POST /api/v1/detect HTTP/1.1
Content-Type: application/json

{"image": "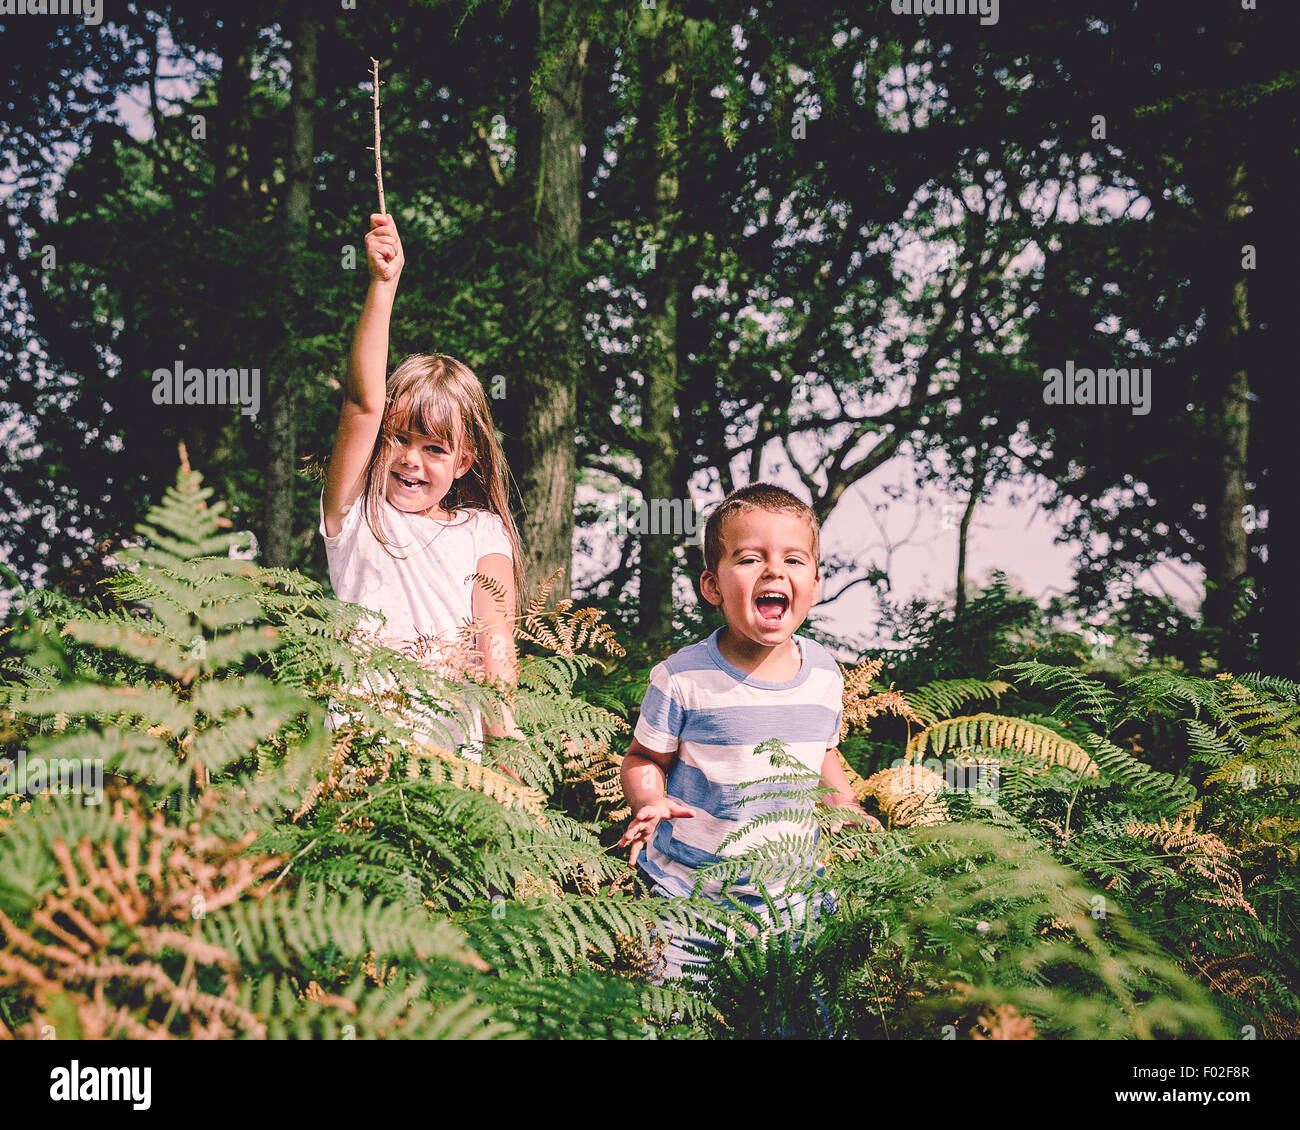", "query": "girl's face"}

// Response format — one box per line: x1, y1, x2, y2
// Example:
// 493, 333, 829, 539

385, 422, 471, 518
